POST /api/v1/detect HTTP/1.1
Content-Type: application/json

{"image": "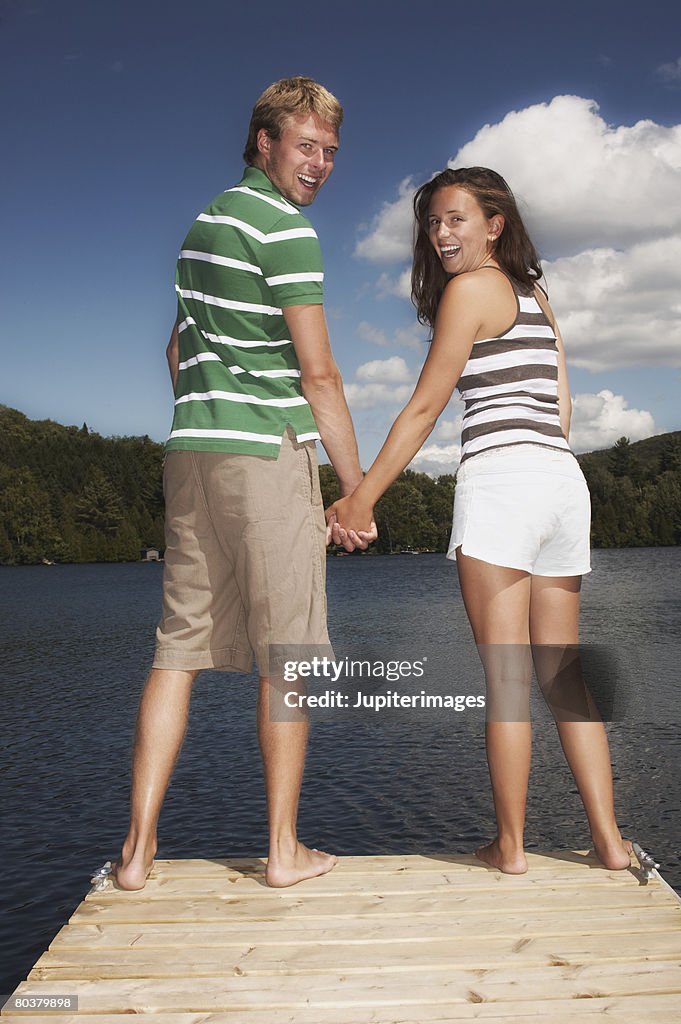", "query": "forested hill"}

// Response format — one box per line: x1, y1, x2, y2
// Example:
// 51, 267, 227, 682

0, 406, 165, 564
578, 433, 681, 547
1, 405, 680, 564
